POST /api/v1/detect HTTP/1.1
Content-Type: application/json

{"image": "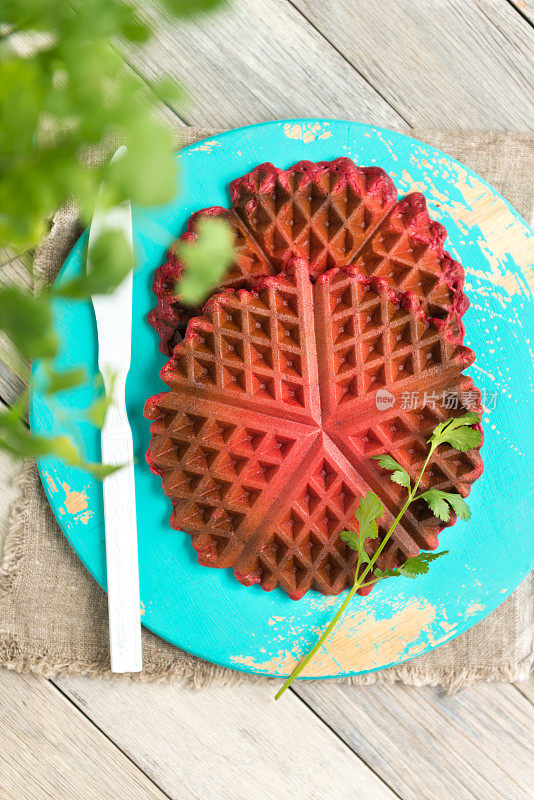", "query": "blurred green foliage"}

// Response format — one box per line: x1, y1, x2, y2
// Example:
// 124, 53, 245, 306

177, 218, 235, 305
0, 0, 233, 475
